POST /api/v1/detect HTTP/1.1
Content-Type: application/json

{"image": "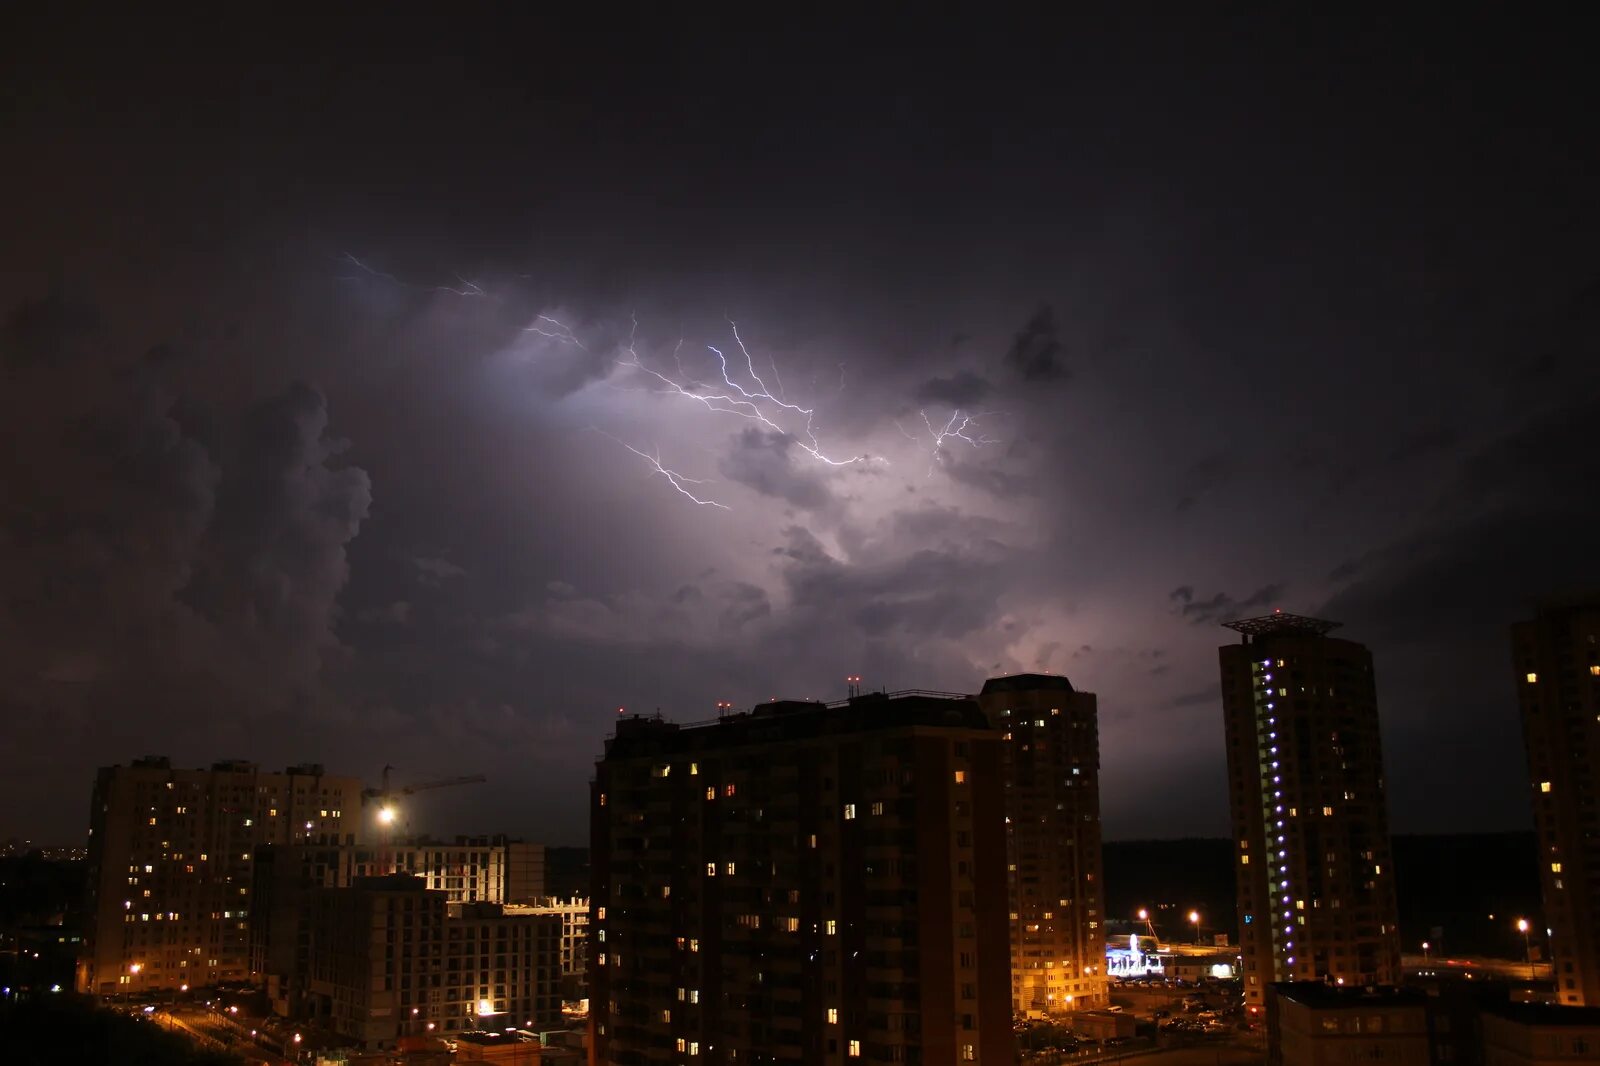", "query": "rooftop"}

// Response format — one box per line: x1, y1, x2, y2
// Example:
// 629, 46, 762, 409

1223, 611, 1342, 638
606, 690, 988, 759
979, 673, 1075, 696
1273, 982, 1428, 1009
1484, 1001, 1600, 1027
